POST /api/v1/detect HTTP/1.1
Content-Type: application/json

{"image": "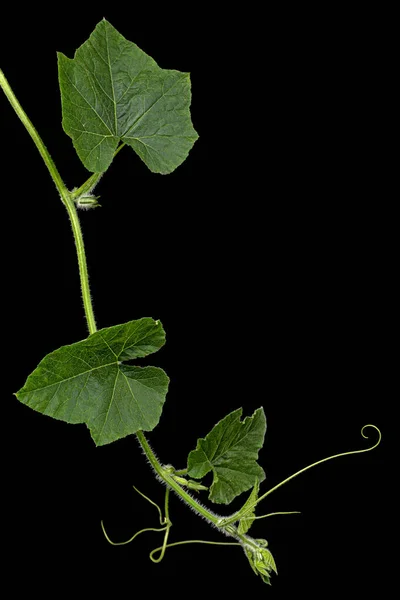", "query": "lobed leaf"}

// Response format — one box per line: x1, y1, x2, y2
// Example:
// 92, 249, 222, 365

187, 408, 266, 504
58, 19, 199, 173
15, 318, 169, 446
